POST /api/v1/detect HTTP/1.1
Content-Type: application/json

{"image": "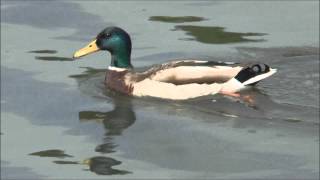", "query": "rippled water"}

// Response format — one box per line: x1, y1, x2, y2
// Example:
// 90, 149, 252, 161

1, 1, 319, 179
